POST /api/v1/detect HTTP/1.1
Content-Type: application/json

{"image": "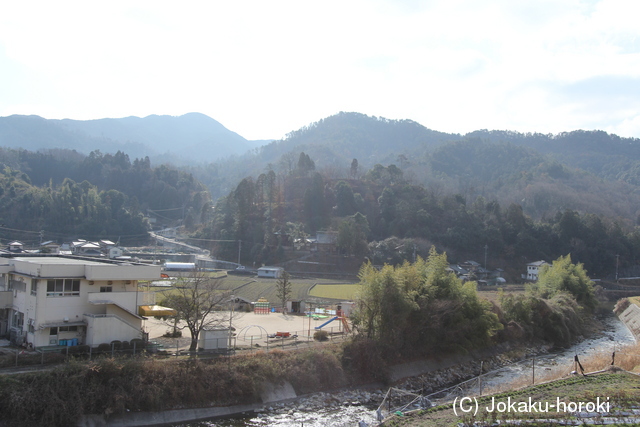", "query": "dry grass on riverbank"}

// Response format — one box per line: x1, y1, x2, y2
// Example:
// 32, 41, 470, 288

386, 370, 640, 427
482, 342, 640, 396
0, 344, 351, 427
